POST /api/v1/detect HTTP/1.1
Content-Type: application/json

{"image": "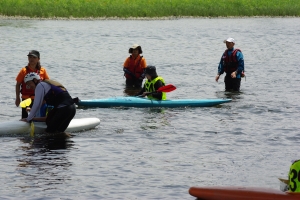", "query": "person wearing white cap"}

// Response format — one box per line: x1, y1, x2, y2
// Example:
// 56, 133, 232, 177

123, 44, 147, 88
215, 38, 244, 91
20, 72, 76, 135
